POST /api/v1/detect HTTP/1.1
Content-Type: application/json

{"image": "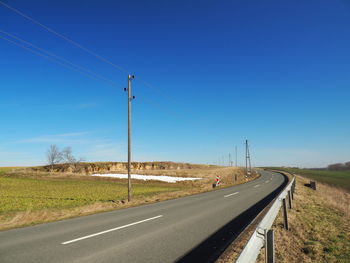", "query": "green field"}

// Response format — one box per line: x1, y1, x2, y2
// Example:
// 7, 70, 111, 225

272, 168, 350, 191
0, 176, 181, 214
